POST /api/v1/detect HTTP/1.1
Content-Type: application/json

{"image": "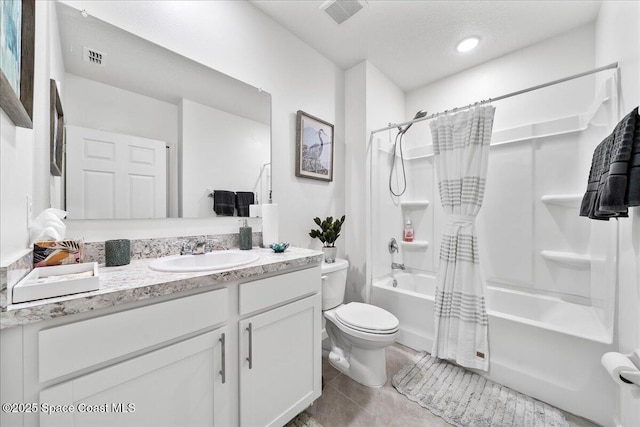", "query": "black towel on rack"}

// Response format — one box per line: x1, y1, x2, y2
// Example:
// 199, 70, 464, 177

580, 134, 618, 220
235, 192, 255, 217
599, 107, 637, 214
626, 114, 640, 206
580, 107, 639, 220
213, 190, 236, 216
